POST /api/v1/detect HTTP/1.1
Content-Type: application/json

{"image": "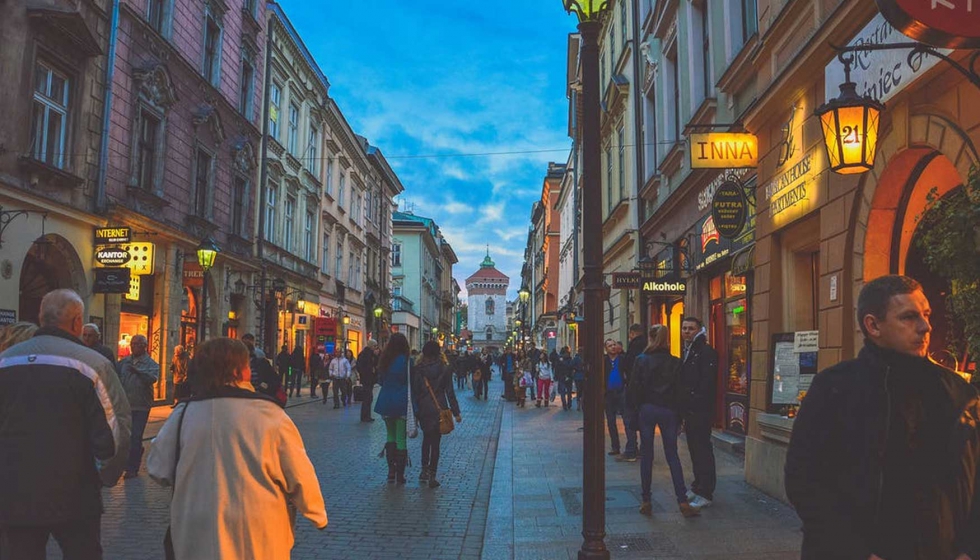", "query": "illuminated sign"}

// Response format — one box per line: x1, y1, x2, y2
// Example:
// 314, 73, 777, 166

641, 281, 687, 295
690, 133, 759, 169
183, 262, 203, 288
125, 275, 141, 301
876, 0, 980, 48
94, 226, 132, 245
710, 180, 748, 239
123, 243, 155, 275
95, 248, 131, 266
761, 147, 826, 227
701, 215, 720, 253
